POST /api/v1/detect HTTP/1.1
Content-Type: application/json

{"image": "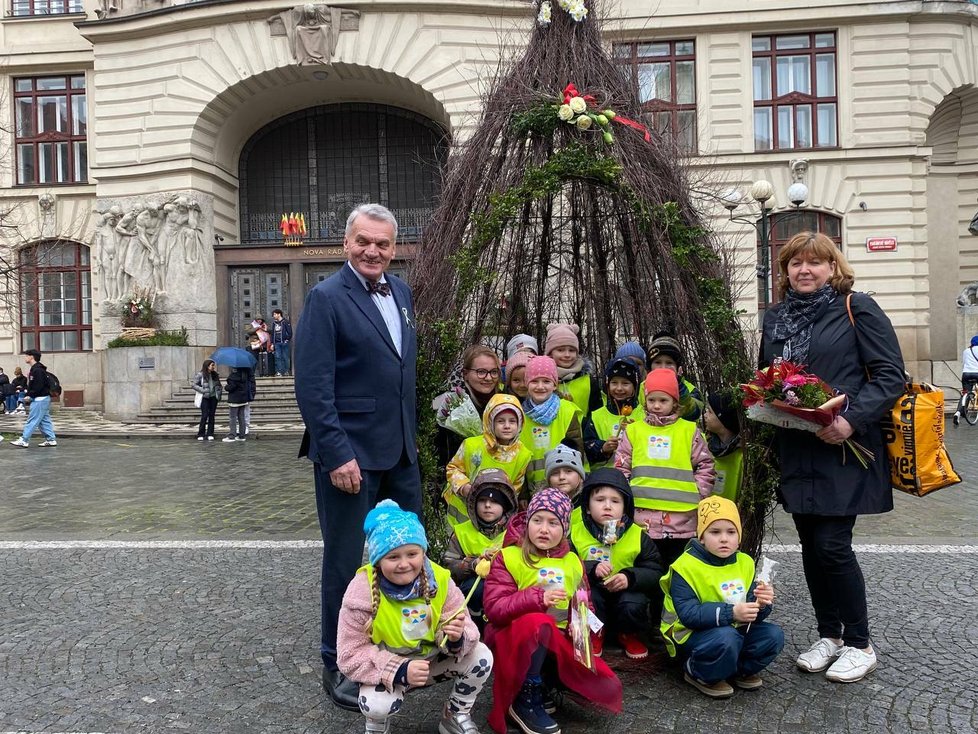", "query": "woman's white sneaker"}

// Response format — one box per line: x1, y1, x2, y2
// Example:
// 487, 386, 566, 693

825, 646, 877, 683
796, 638, 843, 672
